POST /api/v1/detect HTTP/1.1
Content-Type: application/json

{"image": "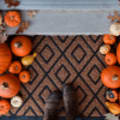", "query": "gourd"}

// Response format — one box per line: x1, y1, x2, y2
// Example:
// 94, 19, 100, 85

105, 102, 120, 115
21, 53, 37, 66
